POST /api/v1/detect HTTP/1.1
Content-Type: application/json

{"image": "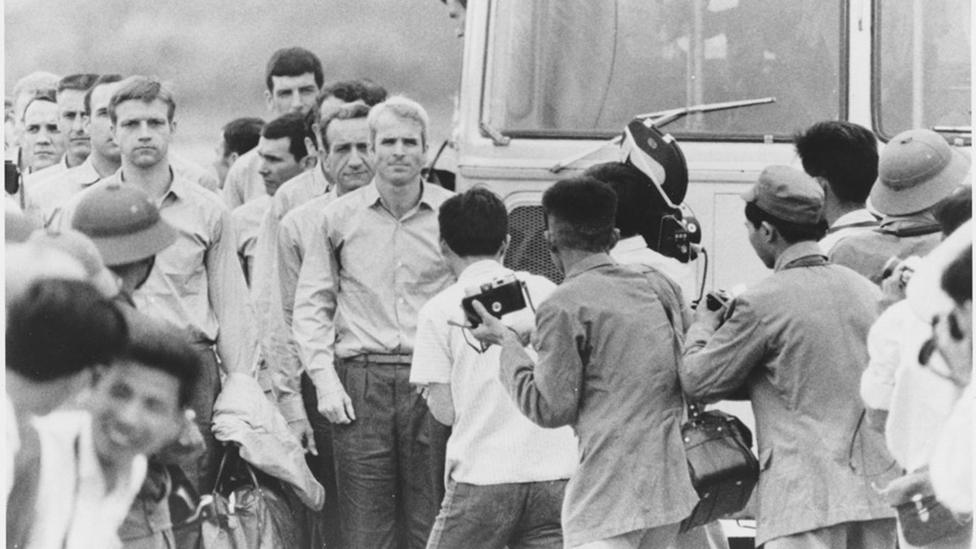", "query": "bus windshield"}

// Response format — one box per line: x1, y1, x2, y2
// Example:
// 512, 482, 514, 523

875, 0, 972, 140
483, 0, 844, 139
